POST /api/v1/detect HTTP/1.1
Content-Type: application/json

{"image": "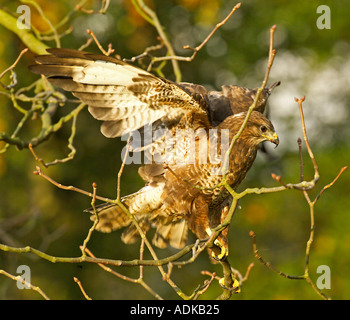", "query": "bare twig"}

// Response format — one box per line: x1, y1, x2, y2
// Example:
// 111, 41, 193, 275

144, 3, 242, 74
221, 24, 277, 178
117, 136, 132, 200
87, 29, 115, 56
249, 230, 330, 300
192, 272, 217, 300
132, 0, 181, 81
132, 2, 241, 81
1, 102, 86, 151
73, 277, 92, 300
80, 182, 98, 256
315, 166, 347, 202
249, 231, 305, 280
0, 48, 29, 89
302, 166, 347, 288
28, 110, 78, 167
298, 137, 304, 181
271, 173, 289, 188
0, 241, 196, 267
82, 246, 163, 300
232, 262, 255, 284
0, 269, 50, 300
182, 4, 242, 59
33, 165, 114, 203
20, 0, 60, 48
78, 38, 94, 51
76, 0, 110, 14
295, 97, 319, 180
